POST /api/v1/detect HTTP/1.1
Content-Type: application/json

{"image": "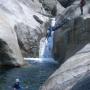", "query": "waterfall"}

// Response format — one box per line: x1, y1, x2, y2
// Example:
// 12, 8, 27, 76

24, 18, 57, 63
39, 18, 55, 58
39, 32, 54, 58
